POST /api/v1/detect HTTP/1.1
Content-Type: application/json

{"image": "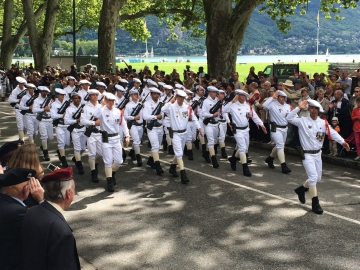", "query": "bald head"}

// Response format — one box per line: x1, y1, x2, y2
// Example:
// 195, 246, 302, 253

334, 90, 344, 101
